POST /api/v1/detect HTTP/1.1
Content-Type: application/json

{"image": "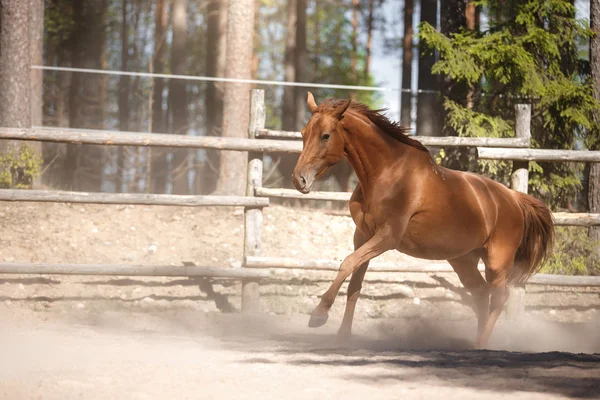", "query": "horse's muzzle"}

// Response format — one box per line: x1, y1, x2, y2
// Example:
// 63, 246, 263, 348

292, 168, 316, 194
